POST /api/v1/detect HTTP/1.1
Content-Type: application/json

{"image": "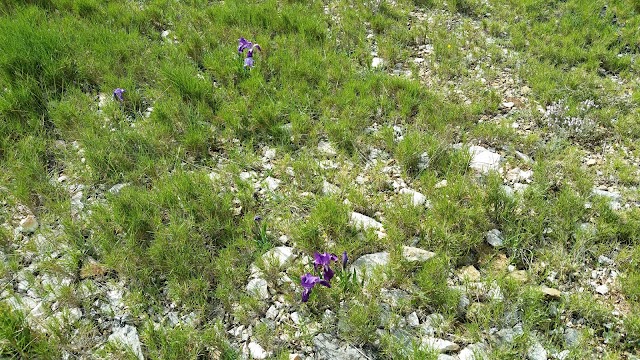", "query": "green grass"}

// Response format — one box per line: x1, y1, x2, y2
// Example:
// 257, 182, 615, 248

1, 0, 640, 358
